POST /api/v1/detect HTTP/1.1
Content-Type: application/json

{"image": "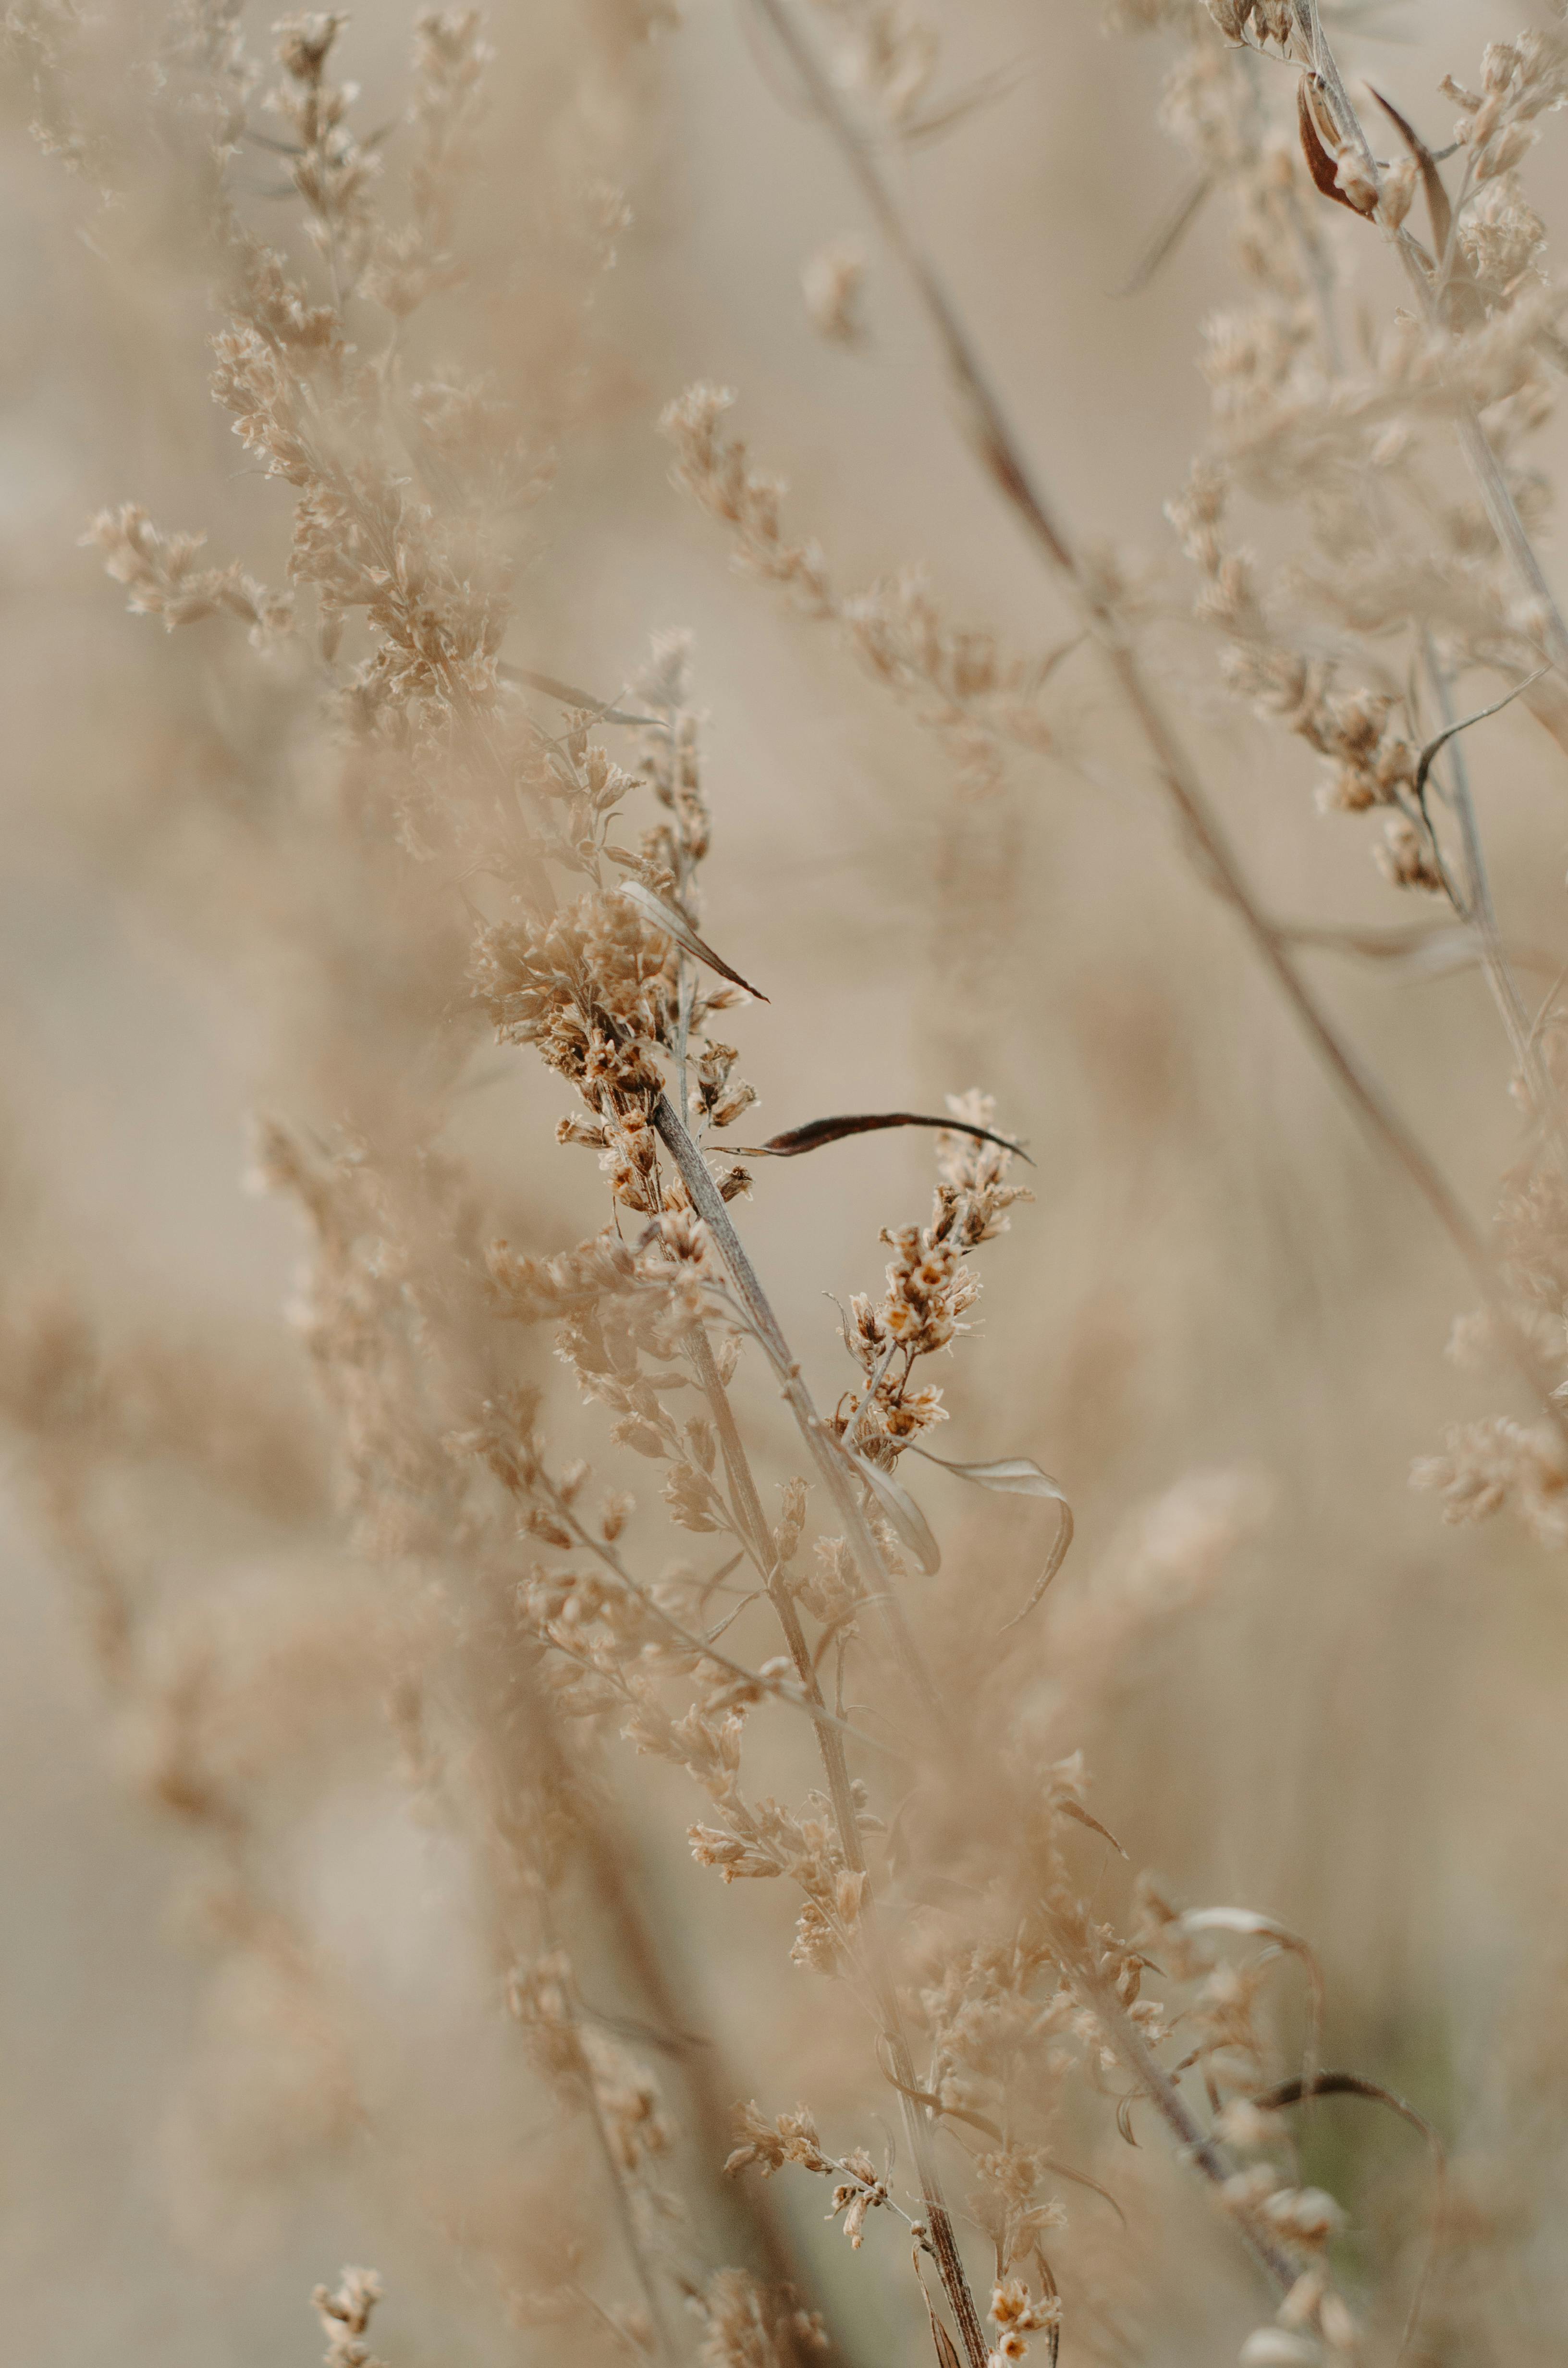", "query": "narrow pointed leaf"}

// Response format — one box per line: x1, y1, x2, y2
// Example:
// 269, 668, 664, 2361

907, 1443, 1072, 1627
1298, 77, 1373, 216
921, 2290, 963, 2368
879, 2055, 1006, 2145
1250, 2070, 1445, 2361
1058, 1798, 1128, 1859
1180, 1906, 1300, 1943
1113, 170, 1212, 298
500, 661, 662, 728
848, 1450, 942, 1575
739, 1110, 1033, 1165
1412, 666, 1548, 805
908, 1446, 1064, 1496
617, 879, 769, 1002
1004, 1490, 1074, 1631
1368, 85, 1451, 256
1038, 2157, 1128, 2231
1280, 917, 1559, 980
903, 56, 1029, 149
